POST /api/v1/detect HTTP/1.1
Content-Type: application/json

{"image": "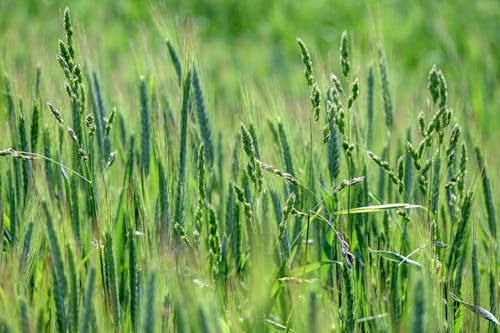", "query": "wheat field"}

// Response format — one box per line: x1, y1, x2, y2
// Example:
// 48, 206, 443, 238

0, 2, 499, 332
